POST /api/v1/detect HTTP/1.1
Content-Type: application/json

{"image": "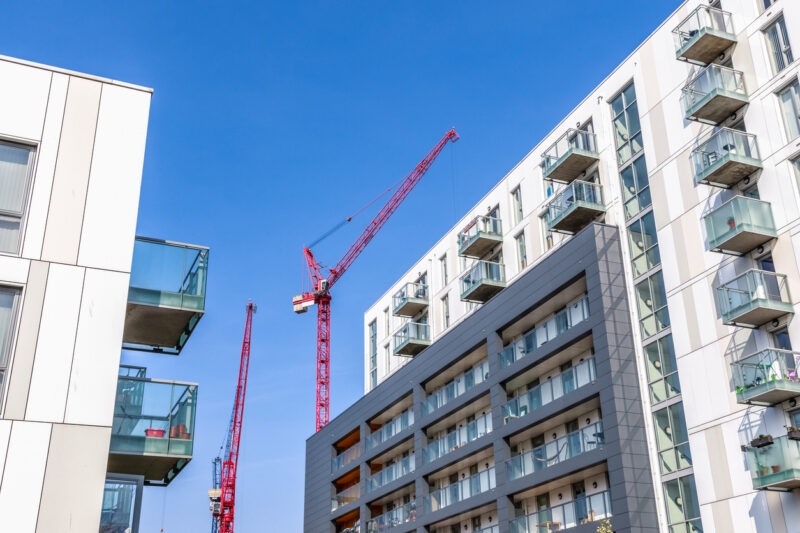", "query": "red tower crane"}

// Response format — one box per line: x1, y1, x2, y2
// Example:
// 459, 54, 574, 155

293, 129, 459, 431
209, 302, 256, 533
